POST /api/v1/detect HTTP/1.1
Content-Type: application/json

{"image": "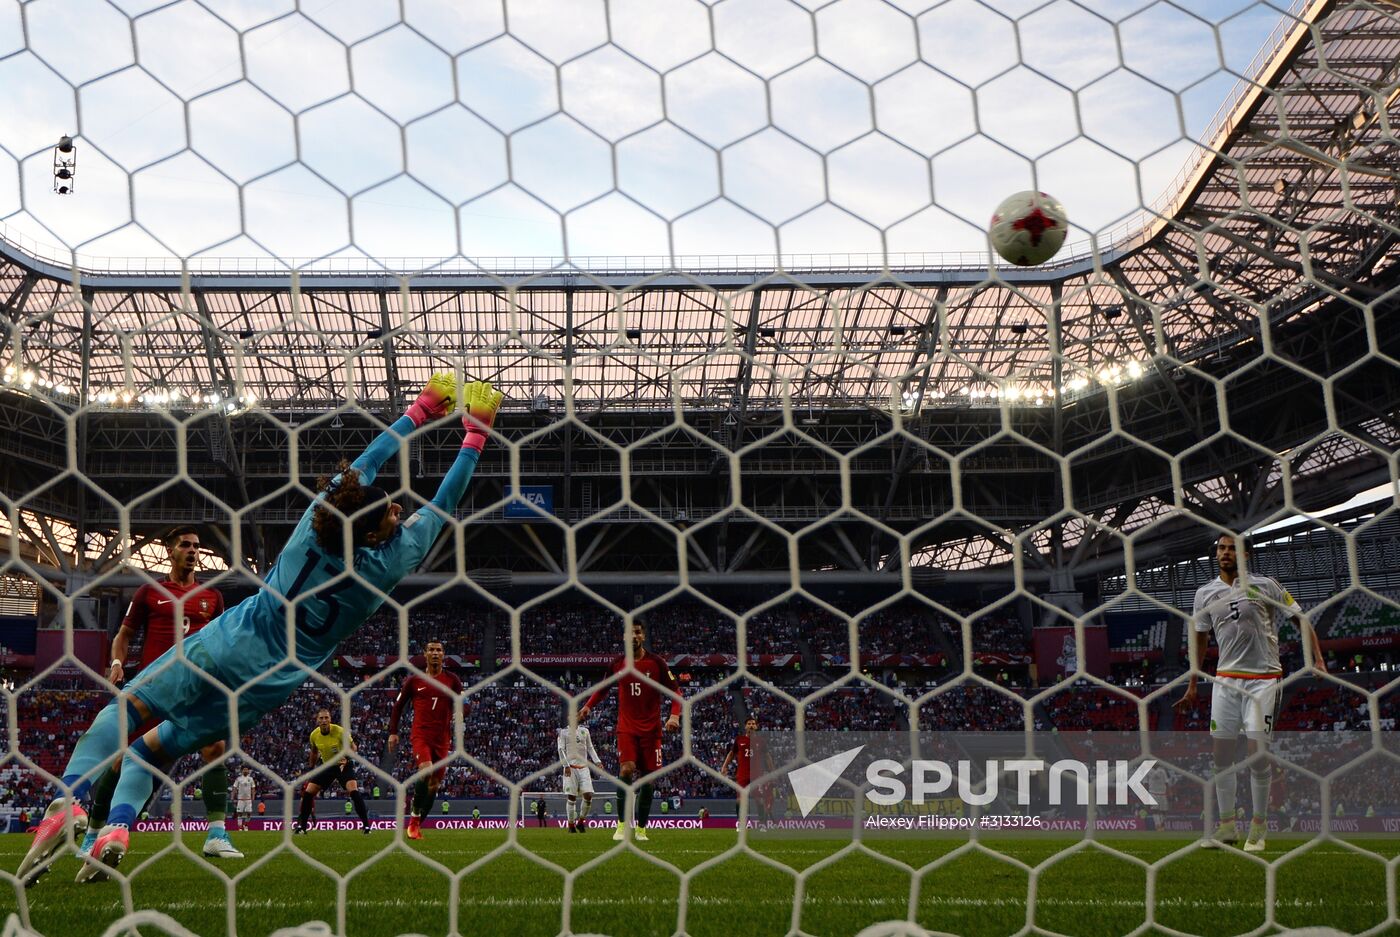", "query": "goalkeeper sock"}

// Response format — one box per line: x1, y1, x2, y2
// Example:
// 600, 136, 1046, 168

351, 790, 369, 825
108, 736, 166, 829
298, 791, 316, 828
60, 698, 144, 801
203, 763, 228, 824
1250, 765, 1271, 819
86, 763, 121, 830
637, 784, 654, 829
